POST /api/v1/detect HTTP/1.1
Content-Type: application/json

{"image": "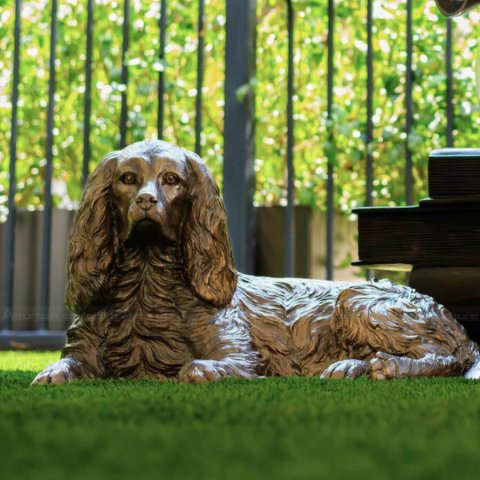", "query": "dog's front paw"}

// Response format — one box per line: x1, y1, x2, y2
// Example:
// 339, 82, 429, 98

31, 358, 84, 385
370, 352, 402, 380
178, 360, 227, 384
321, 359, 371, 379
